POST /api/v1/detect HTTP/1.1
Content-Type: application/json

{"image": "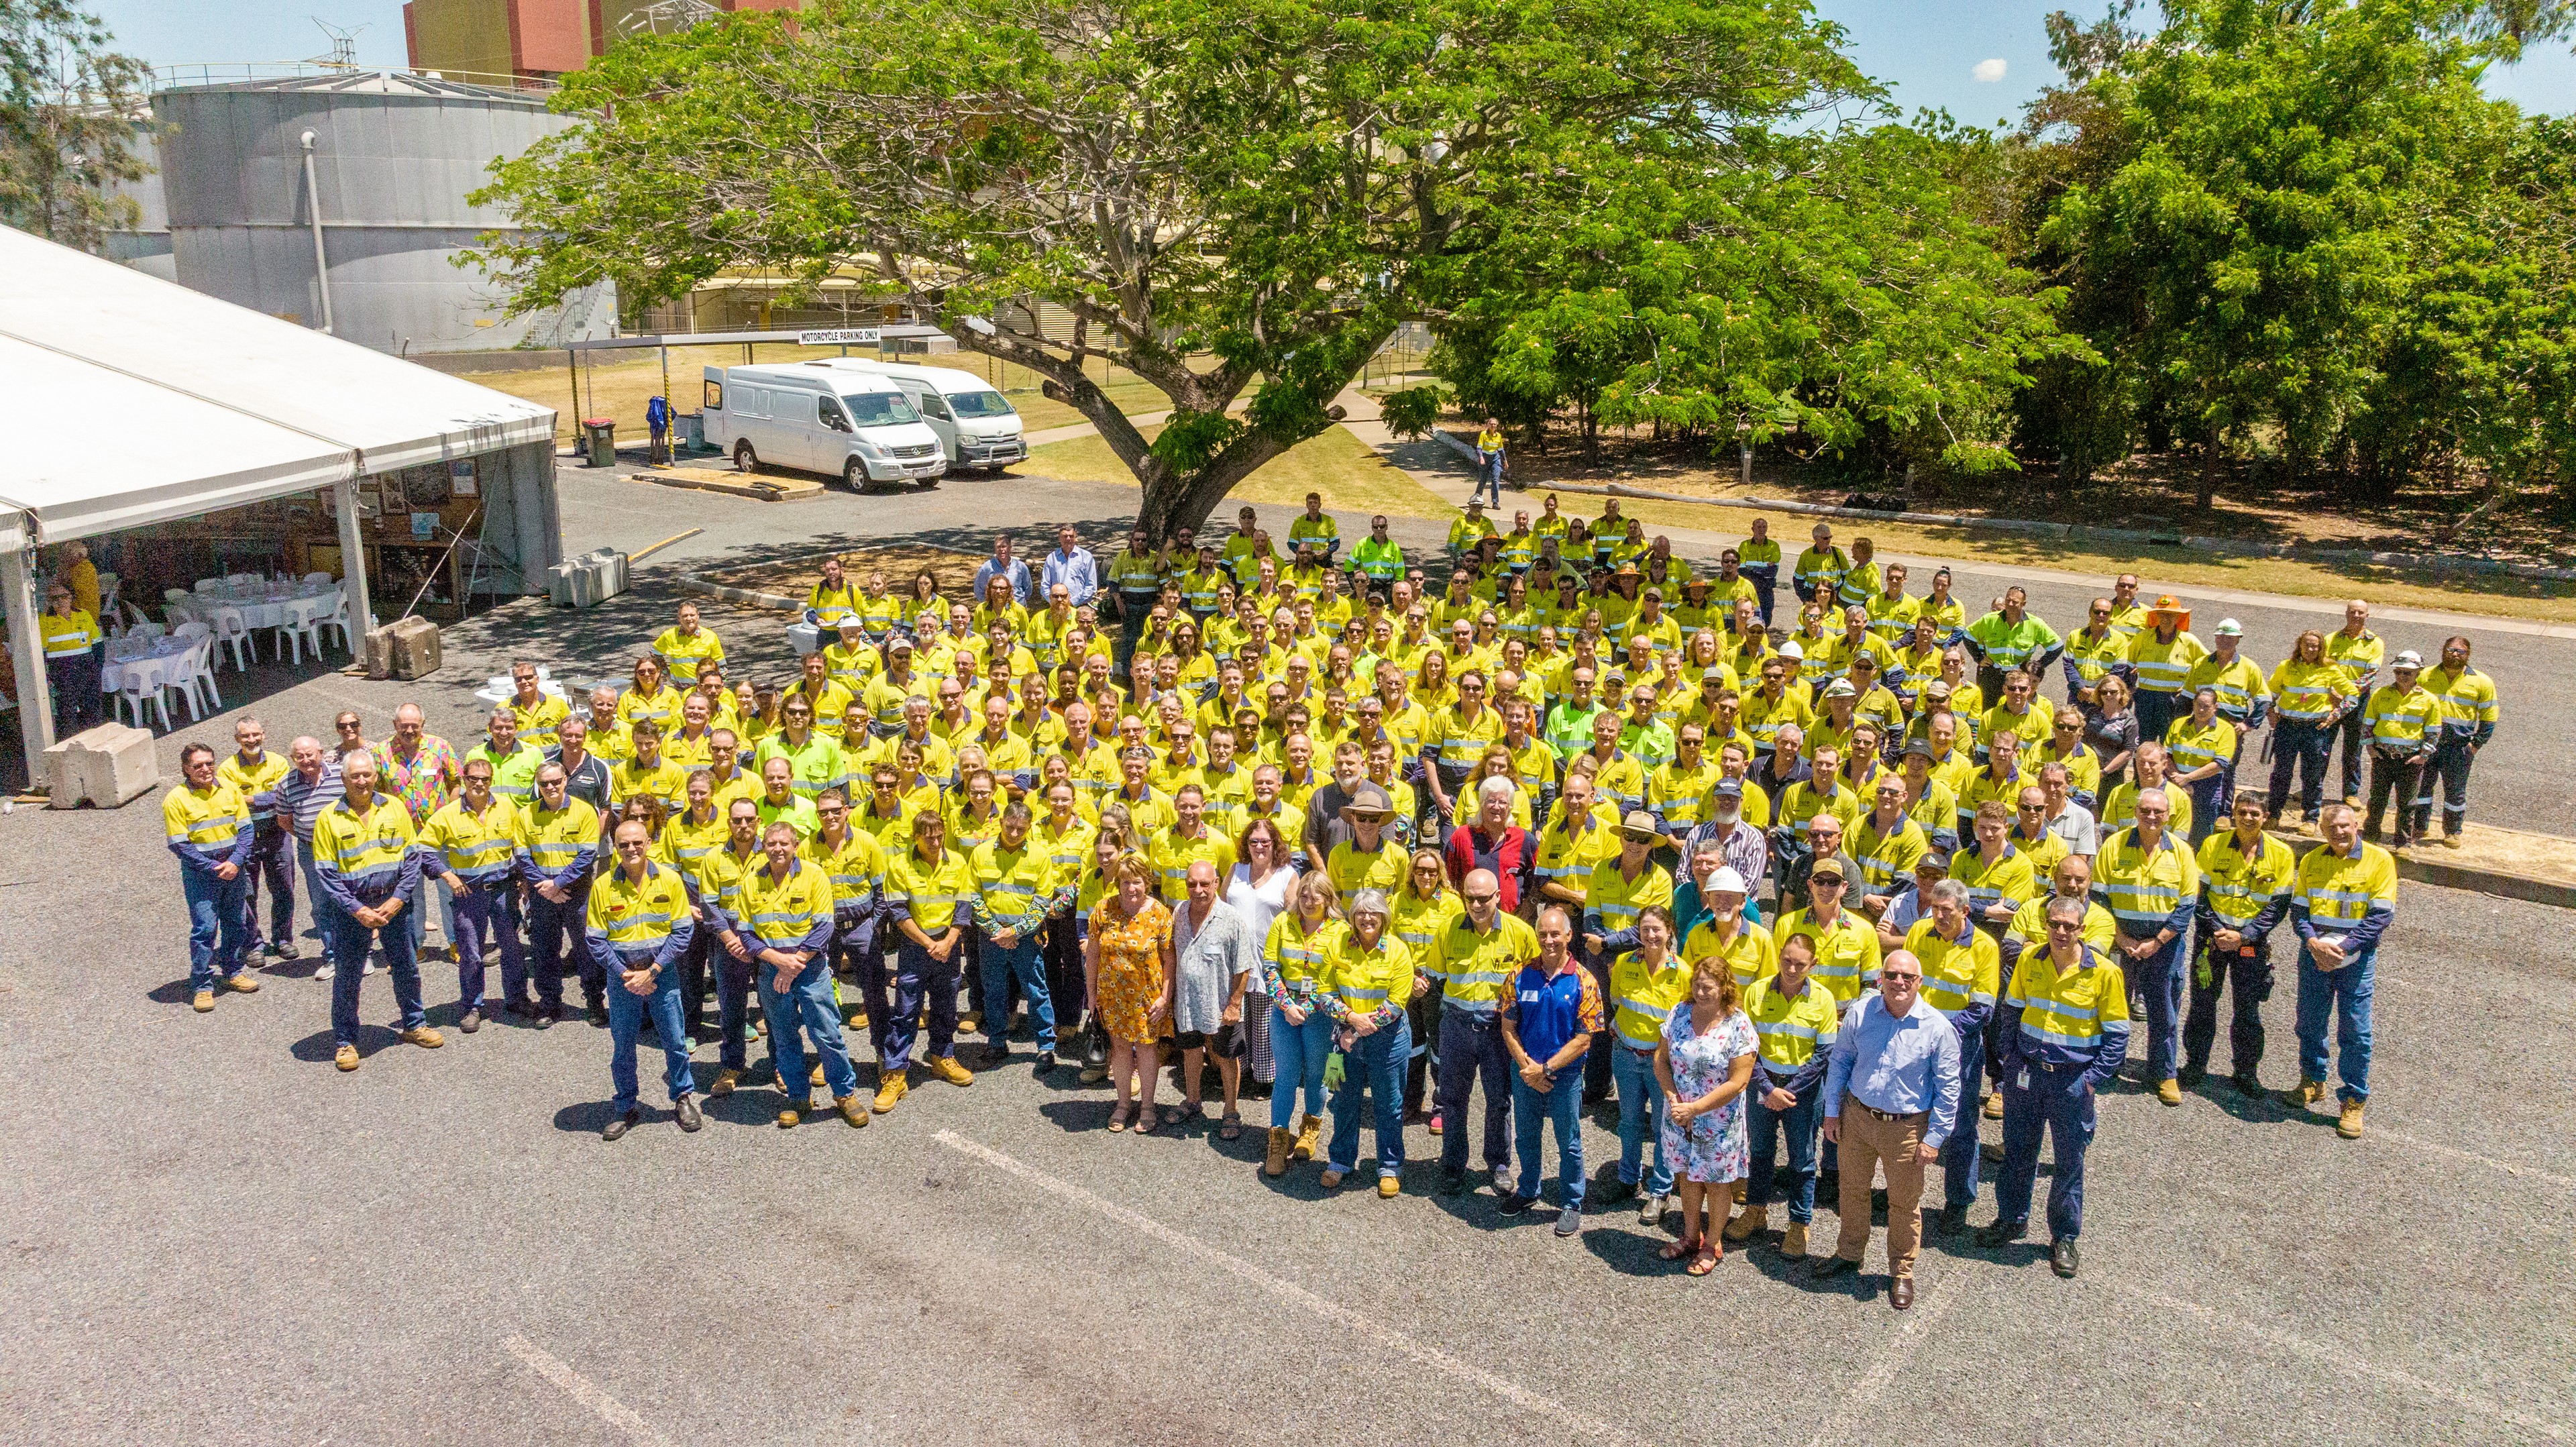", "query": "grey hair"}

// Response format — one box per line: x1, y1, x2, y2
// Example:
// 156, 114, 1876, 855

1928, 879, 1972, 910
2046, 895, 2088, 926
1478, 775, 1516, 803
1347, 889, 1392, 922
